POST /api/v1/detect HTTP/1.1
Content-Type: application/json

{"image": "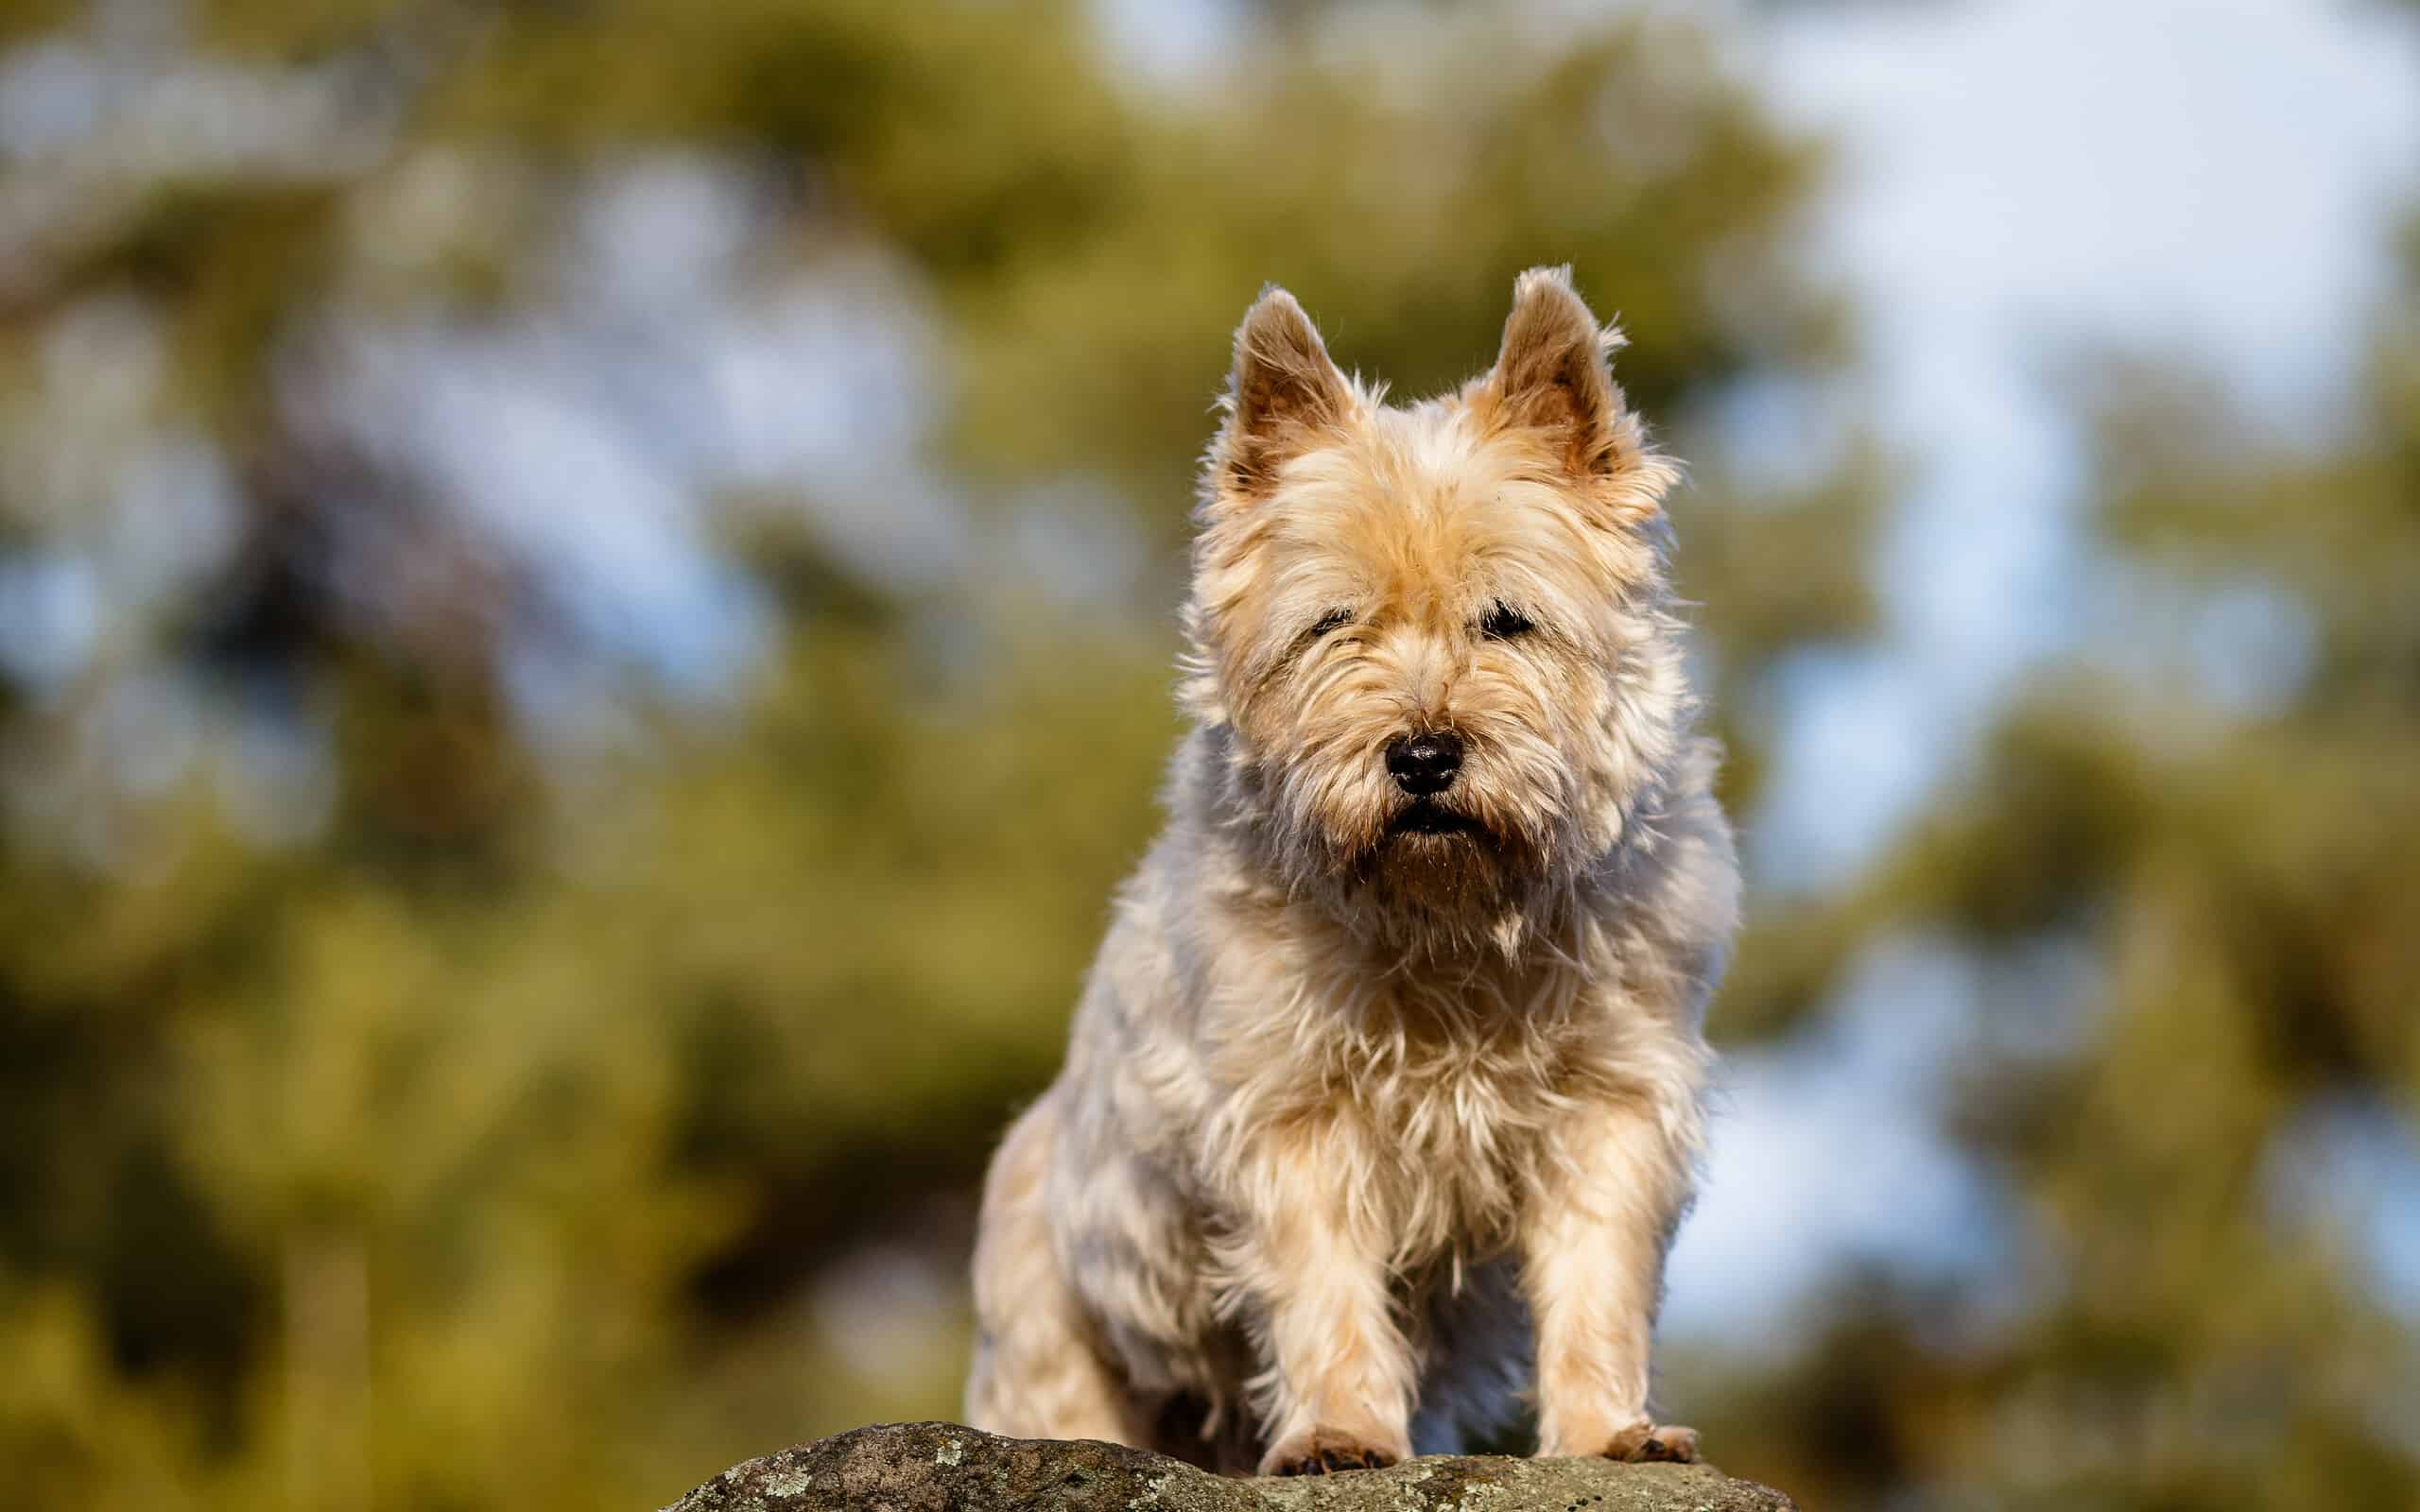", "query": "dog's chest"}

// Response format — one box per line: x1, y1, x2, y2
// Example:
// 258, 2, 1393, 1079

1216, 971, 1599, 1256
